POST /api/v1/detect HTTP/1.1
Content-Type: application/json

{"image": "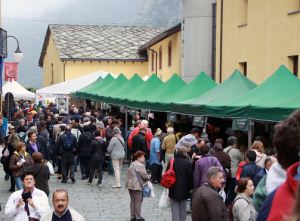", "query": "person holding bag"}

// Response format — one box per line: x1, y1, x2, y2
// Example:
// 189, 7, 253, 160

167, 147, 193, 221
9, 142, 33, 190
126, 151, 150, 221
